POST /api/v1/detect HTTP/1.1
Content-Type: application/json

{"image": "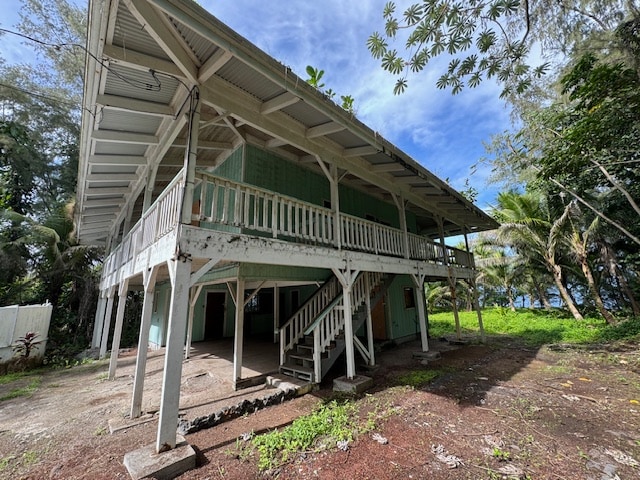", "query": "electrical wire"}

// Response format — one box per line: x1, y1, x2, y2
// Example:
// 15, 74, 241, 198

0, 27, 161, 92
0, 81, 97, 119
